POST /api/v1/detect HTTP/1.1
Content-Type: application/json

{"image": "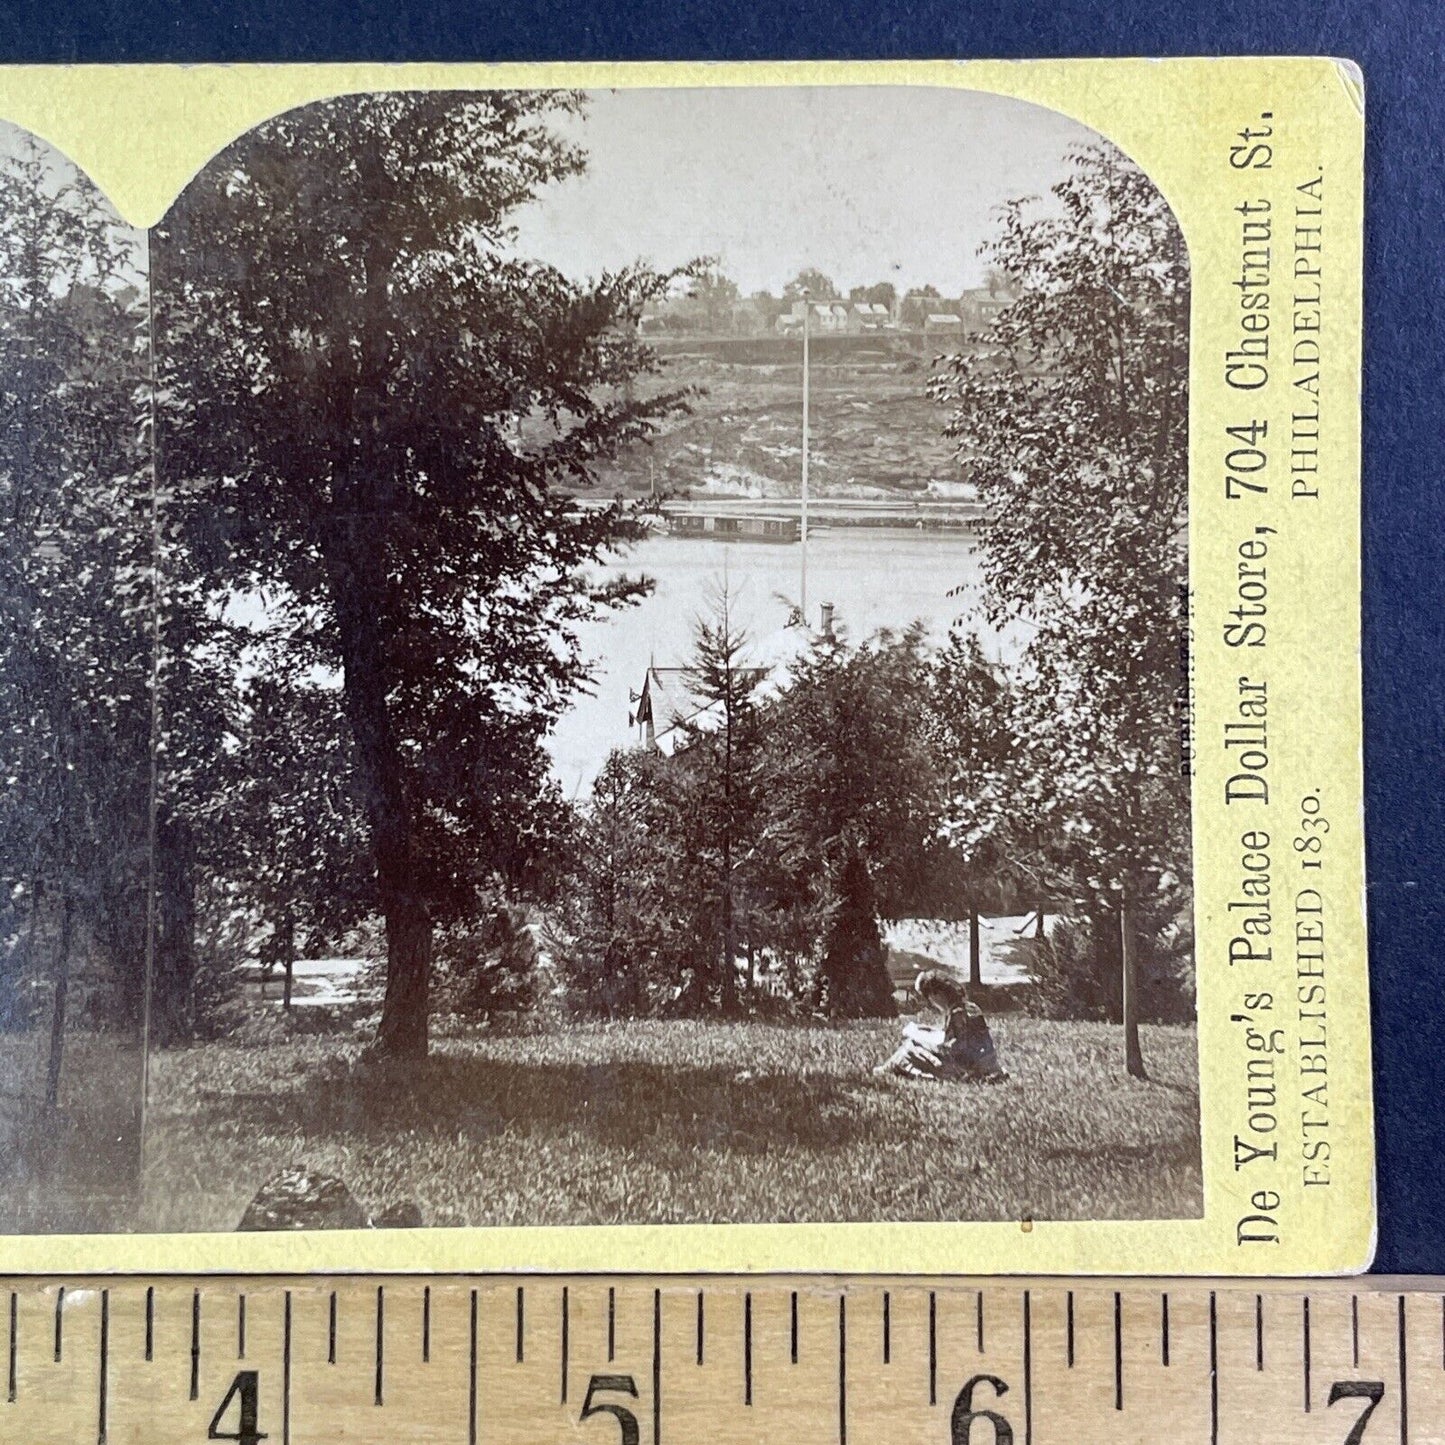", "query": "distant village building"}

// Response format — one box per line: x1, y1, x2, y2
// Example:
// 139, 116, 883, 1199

668, 513, 801, 543
630, 667, 693, 751
851, 301, 891, 331
630, 665, 769, 753
954, 285, 1010, 334
775, 298, 852, 334
923, 312, 965, 337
